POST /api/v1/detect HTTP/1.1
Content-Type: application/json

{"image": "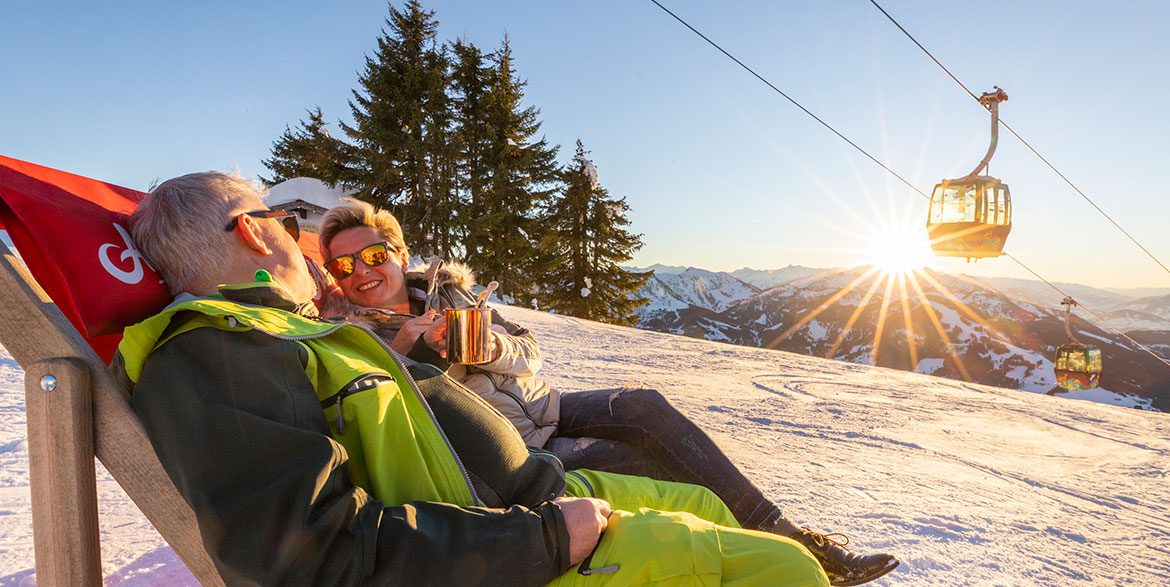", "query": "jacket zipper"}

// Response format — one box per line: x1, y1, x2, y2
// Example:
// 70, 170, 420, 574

224, 314, 342, 339
320, 374, 392, 435
383, 346, 483, 507
243, 316, 483, 507
462, 340, 548, 426
494, 386, 546, 426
